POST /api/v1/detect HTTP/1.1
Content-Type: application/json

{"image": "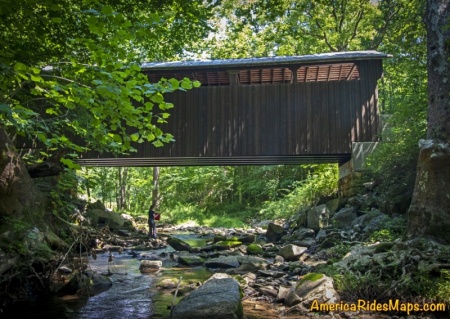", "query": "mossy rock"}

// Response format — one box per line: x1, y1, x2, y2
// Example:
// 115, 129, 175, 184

179, 255, 205, 266
213, 235, 227, 243
213, 240, 242, 250
298, 273, 324, 285
247, 243, 264, 255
